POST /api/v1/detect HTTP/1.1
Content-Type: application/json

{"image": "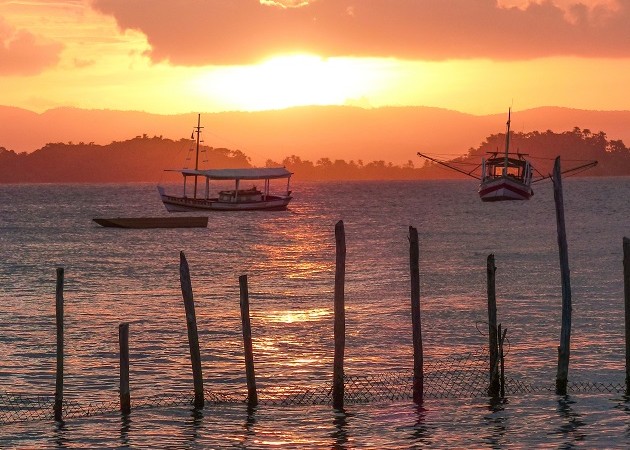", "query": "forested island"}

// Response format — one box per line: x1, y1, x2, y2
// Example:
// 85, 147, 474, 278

0, 127, 627, 182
